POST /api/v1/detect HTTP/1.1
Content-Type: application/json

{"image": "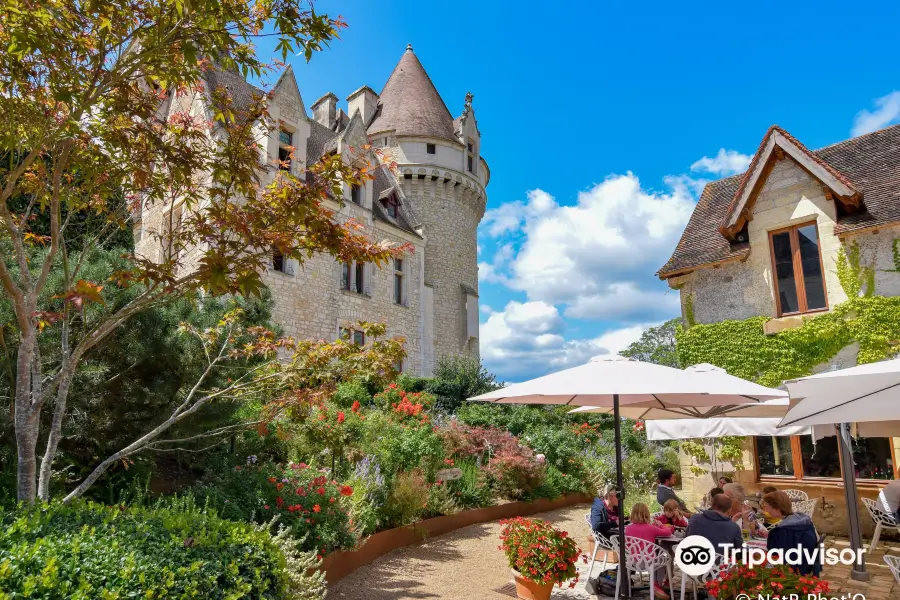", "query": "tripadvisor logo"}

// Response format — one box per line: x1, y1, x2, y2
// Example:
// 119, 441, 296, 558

674, 536, 716, 577
674, 535, 867, 575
